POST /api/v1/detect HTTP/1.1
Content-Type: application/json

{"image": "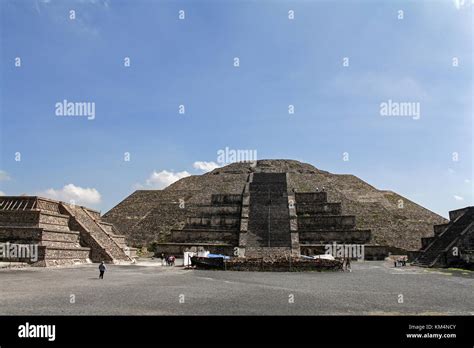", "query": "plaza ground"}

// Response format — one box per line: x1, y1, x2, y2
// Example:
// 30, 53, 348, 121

0, 260, 472, 315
